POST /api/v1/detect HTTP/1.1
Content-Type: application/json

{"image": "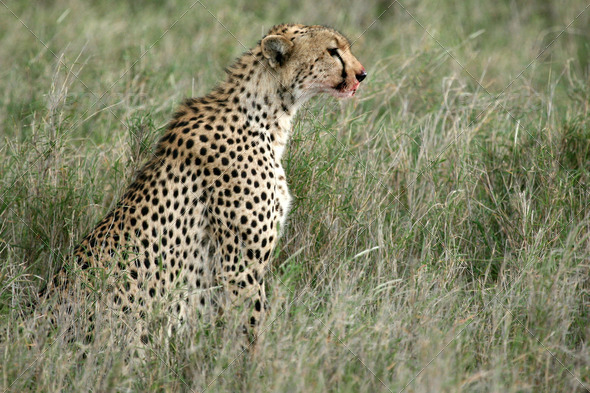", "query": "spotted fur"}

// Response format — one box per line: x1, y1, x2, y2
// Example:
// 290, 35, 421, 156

53, 24, 366, 344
